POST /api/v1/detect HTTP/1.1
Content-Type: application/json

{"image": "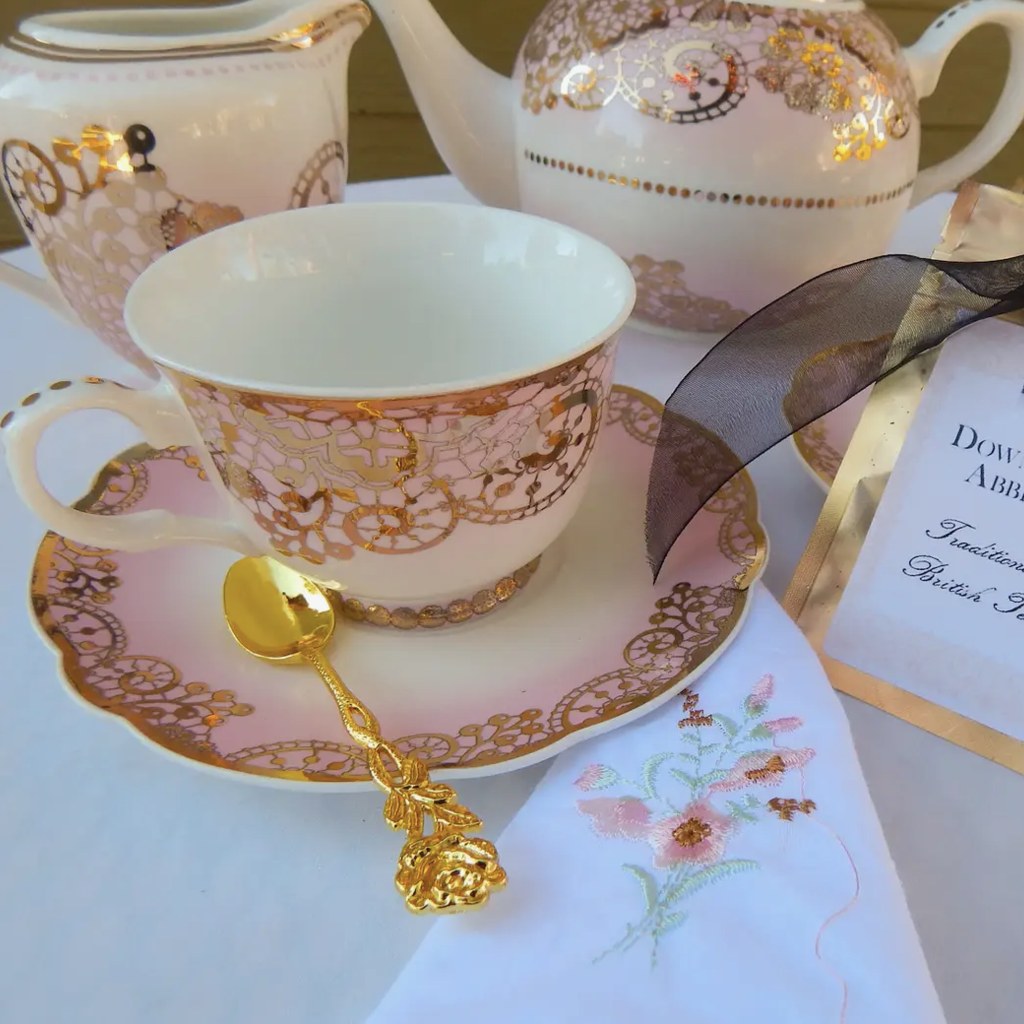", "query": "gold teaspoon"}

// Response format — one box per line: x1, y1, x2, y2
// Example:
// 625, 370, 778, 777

222, 555, 507, 913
